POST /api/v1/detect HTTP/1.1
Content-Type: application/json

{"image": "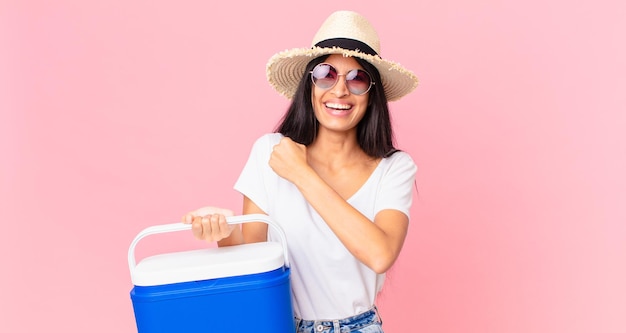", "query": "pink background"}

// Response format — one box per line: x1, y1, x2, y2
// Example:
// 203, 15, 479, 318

2, 0, 625, 332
